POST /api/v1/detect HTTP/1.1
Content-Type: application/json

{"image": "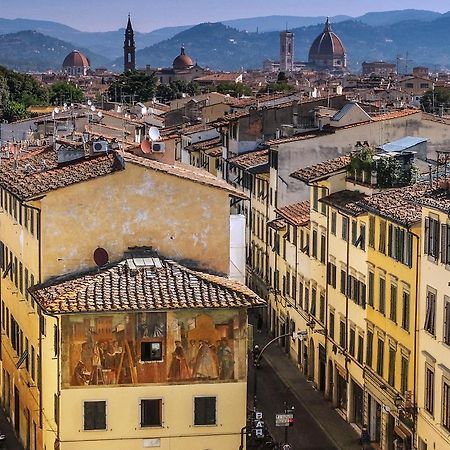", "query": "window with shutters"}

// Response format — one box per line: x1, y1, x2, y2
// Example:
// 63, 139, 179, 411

376, 338, 384, 377
83, 401, 107, 430
402, 290, 410, 331
424, 216, 440, 260
340, 269, 347, 295
342, 216, 349, 241
357, 334, 364, 364
331, 211, 337, 235
368, 271, 375, 307
194, 397, 216, 425
401, 355, 409, 394
319, 292, 325, 323
320, 233, 326, 263
312, 230, 318, 258
313, 187, 319, 211
339, 320, 346, 348
327, 262, 337, 289
379, 277, 386, 315
349, 328, 356, 357
444, 298, 450, 346
369, 216, 375, 248
425, 366, 434, 415
351, 220, 358, 246
424, 289, 437, 336
321, 188, 327, 215
329, 311, 335, 340
379, 220, 387, 254
140, 399, 162, 427
441, 223, 450, 266
443, 381, 450, 431
311, 287, 317, 317
390, 283, 398, 323
366, 330, 373, 367
304, 287, 309, 313
388, 346, 396, 387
